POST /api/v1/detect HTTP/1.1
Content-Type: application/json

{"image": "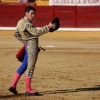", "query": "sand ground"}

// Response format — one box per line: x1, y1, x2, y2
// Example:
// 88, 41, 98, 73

0, 31, 100, 100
